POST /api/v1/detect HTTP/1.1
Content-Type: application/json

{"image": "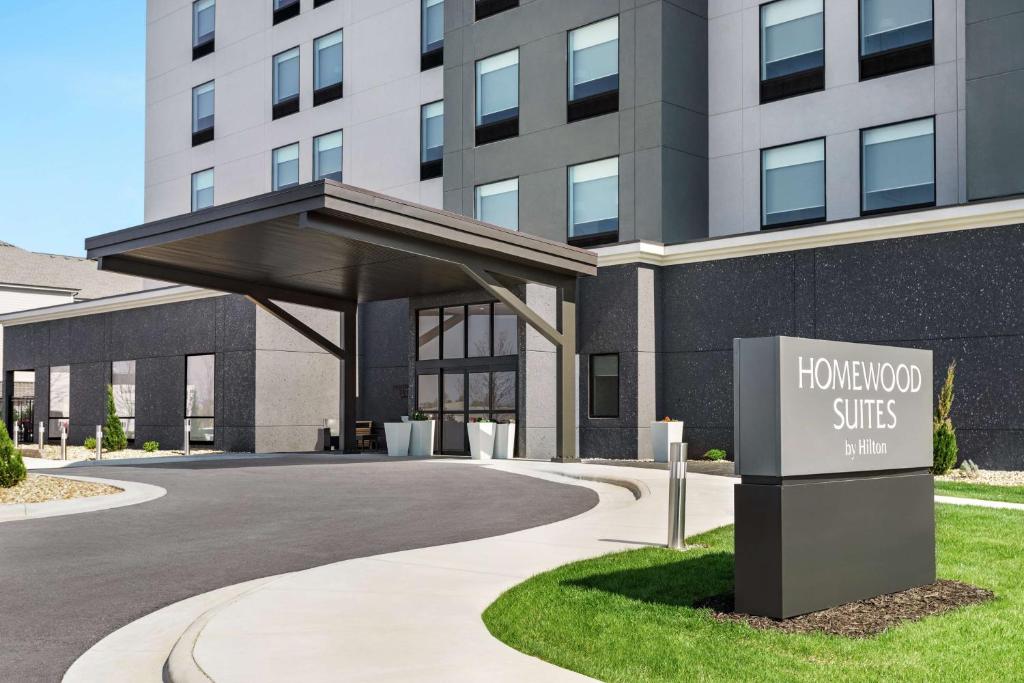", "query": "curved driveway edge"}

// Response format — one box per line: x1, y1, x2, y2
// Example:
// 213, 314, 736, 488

0, 475, 166, 523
